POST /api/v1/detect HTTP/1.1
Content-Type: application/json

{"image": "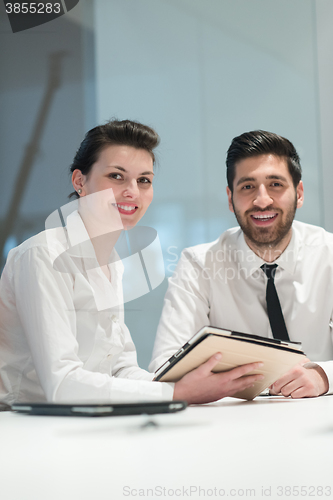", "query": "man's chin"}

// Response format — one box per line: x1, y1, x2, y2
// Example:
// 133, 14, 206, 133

242, 223, 277, 243
244, 228, 289, 249
247, 238, 278, 249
